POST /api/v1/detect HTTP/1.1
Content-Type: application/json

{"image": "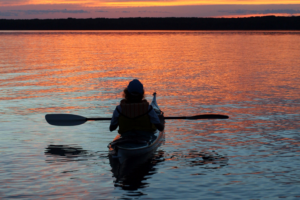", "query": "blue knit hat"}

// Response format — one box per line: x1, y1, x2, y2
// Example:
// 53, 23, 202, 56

127, 79, 144, 95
